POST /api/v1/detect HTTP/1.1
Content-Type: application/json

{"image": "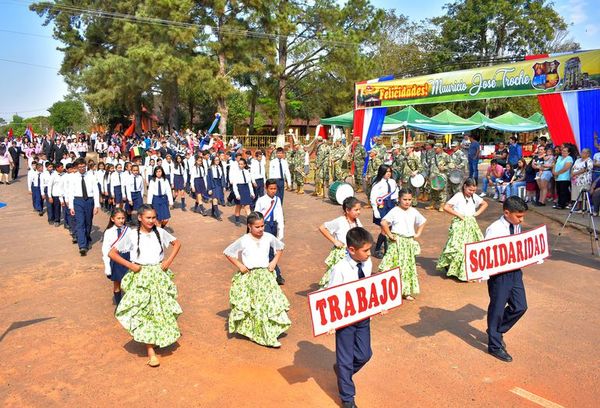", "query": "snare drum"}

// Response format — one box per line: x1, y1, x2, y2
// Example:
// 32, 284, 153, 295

410, 174, 425, 188
328, 181, 355, 205
430, 175, 447, 191
448, 169, 463, 185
